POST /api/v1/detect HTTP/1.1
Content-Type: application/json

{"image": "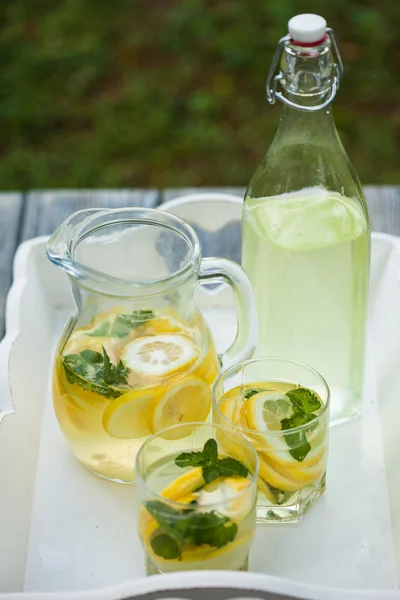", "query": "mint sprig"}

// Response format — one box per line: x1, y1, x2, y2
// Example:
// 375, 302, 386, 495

89, 309, 154, 338
280, 387, 322, 462
63, 346, 129, 399
146, 499, 237, 560
175, 438, 248, 484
